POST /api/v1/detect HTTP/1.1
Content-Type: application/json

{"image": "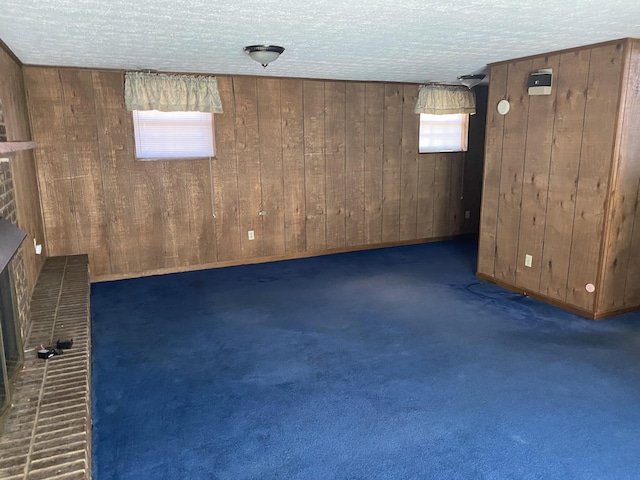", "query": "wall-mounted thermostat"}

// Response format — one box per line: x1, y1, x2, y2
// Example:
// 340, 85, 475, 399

528, 69, 552, 96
